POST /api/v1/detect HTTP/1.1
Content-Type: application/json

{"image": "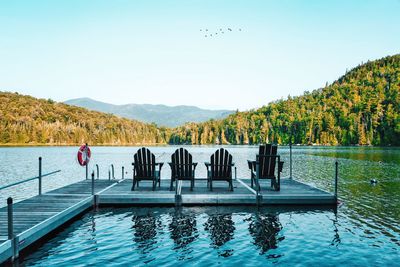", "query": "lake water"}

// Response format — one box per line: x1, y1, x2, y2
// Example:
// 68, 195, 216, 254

1, 146, 399, 265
